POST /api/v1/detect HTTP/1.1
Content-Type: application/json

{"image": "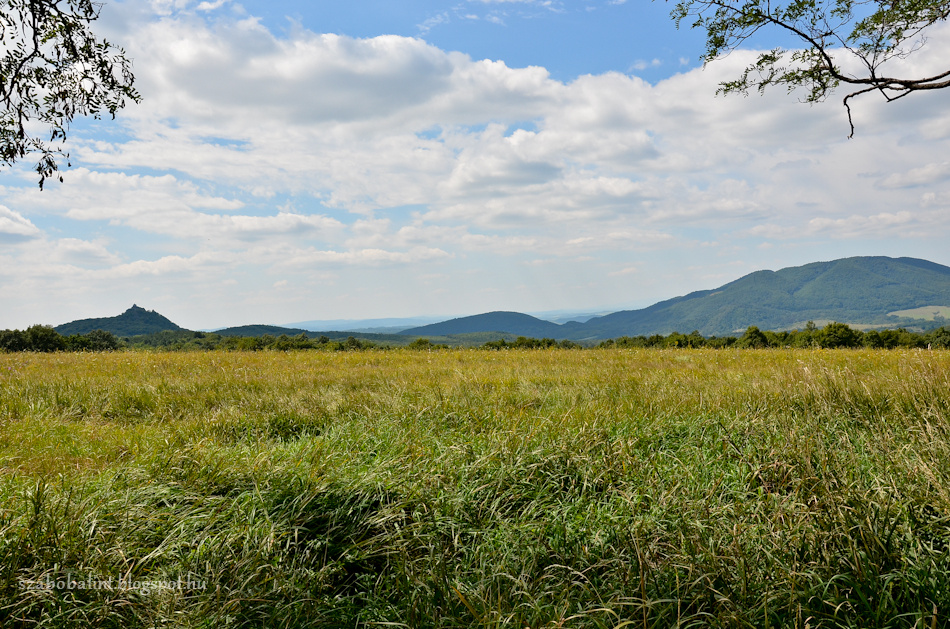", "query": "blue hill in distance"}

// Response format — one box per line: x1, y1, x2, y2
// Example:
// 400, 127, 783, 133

50, 256, 950, 341
281, 309, 610, 333
401, 256, 950, 340
280, 316, 448, 334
